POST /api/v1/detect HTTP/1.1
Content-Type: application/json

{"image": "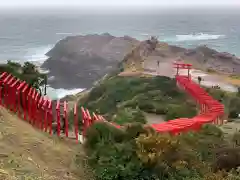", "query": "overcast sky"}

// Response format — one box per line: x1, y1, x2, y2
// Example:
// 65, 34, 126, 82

1, 0, 240, 7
